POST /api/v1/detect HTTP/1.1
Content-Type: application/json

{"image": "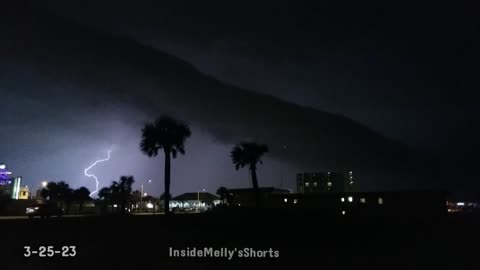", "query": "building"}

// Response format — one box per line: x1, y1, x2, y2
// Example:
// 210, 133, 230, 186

297, 170, 355, 193
0, 163, 12, 185
0, 163, 28, 200
227, 187, 291, 208
18, 186, 30, 200
266, 190, 447, 217
170, 192, 221, 212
